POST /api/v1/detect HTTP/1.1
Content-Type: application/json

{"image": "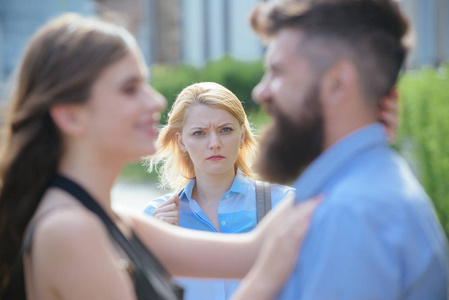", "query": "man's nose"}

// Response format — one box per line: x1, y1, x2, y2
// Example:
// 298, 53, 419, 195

252, 79, 270, 104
